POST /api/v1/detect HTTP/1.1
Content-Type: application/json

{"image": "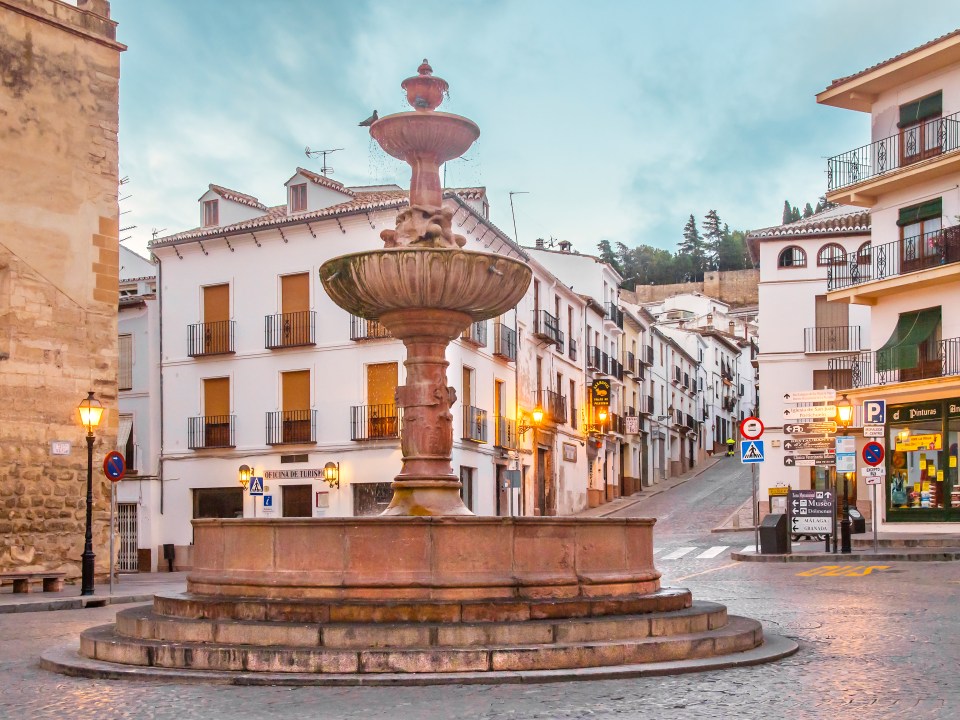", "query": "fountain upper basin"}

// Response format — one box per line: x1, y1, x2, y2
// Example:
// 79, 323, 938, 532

371, 112, 480, 165
320, 248, 531, 322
